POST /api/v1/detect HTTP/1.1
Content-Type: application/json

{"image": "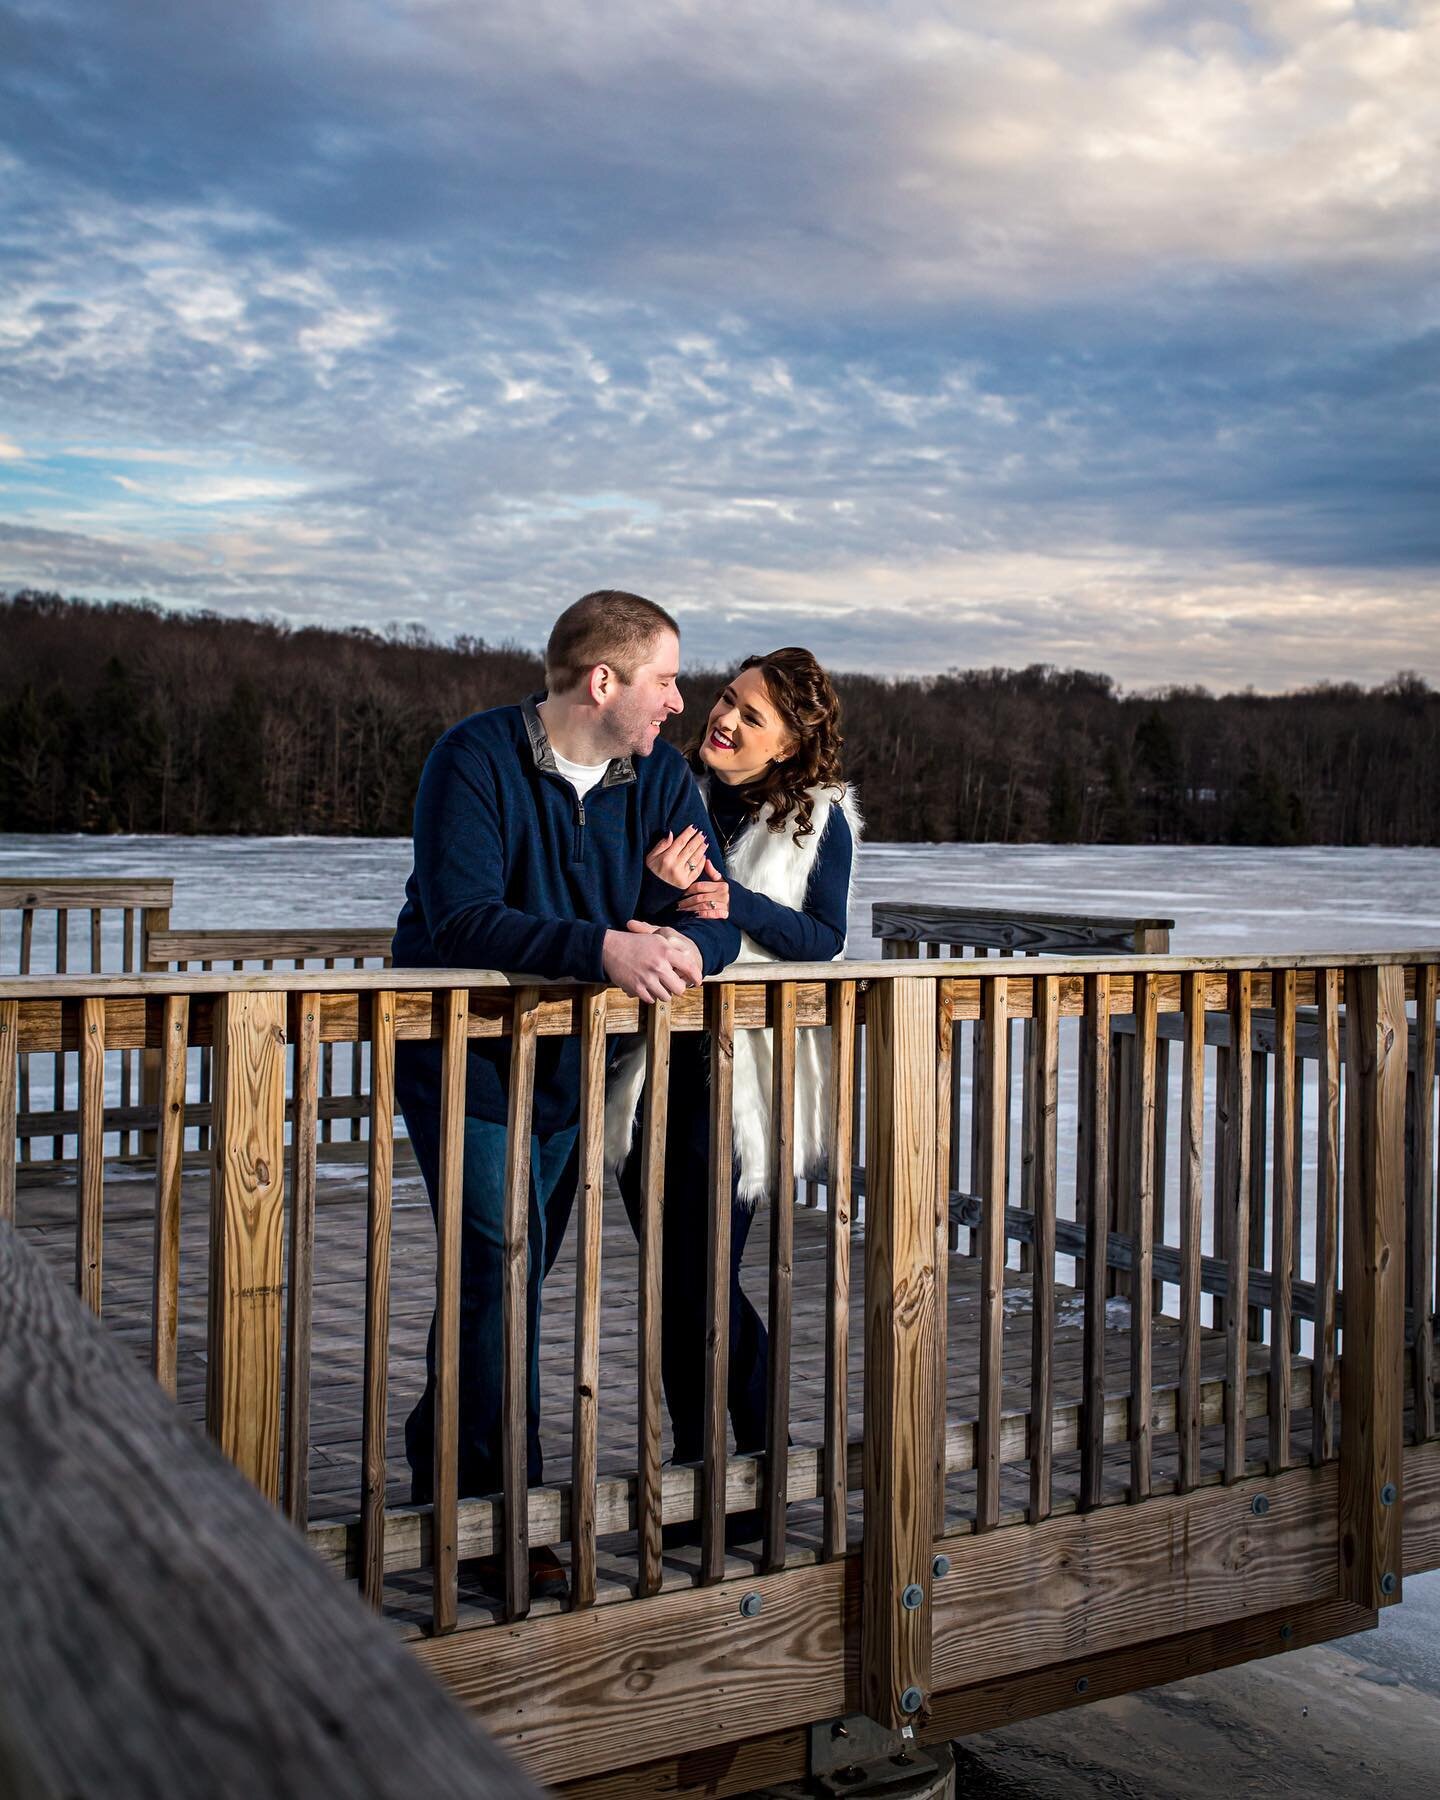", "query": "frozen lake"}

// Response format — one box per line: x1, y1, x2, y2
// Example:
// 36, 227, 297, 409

4, 833, 1440, 960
